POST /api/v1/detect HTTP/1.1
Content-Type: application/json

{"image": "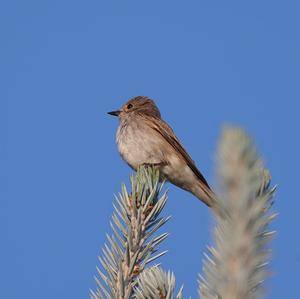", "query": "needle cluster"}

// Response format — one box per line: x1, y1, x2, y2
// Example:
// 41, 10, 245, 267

91, 167, 173, 299
199, 127, 277, 299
